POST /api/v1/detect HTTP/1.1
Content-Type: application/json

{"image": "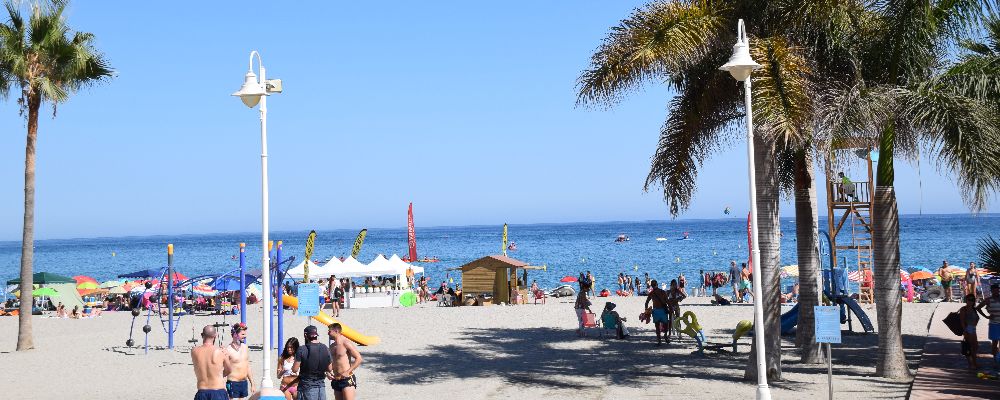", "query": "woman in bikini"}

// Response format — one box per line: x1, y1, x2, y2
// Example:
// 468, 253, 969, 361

276, 337, 300, 400
959, 294, 980, 370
